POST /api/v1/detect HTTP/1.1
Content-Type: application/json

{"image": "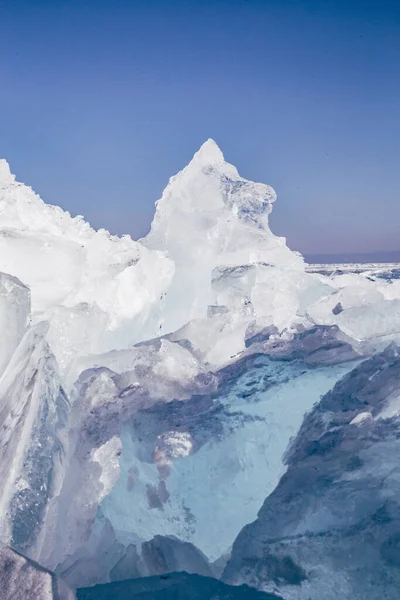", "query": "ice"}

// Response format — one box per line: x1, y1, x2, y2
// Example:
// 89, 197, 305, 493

350, 411, 373, 425
0, 541, 75, 600
0, 146, 331, 375
1, 145, 396, 376
37, 327, 357, 588
81, 355, 354, 576
45, 303, 109, 383
91, 436, 122, 504
224, 345, 400, 600
0, 159, 15, 184
69, 336, 216, 399
0, 322, 69, 561
379, 278, 400, 301
142, 140, 317, 339
39, 367, 121, 573
0, 272, 30, 377
307, 271, 400, 347
144, 140, 288, 266
0, 160, 174, 370
44, 337, 216, 579
105, 534, 216, 582
1, 142, 399, 592
138, 535, 214, 577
